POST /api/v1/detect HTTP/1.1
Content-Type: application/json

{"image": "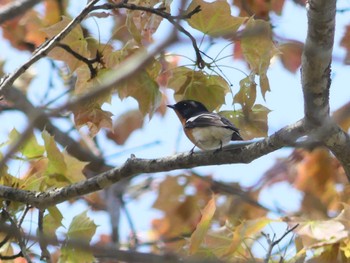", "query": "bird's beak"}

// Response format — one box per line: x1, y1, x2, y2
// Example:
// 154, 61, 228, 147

167, 104, 175, 109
